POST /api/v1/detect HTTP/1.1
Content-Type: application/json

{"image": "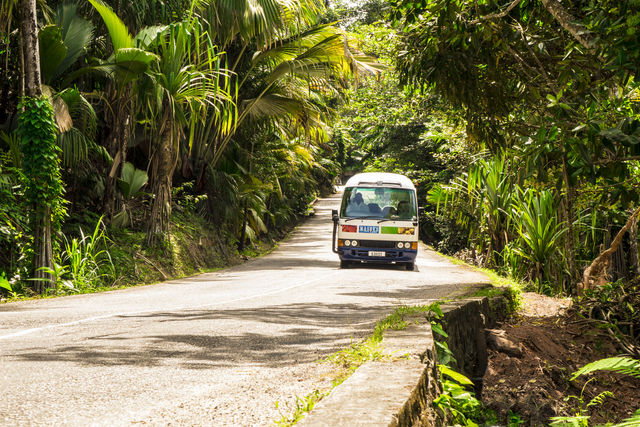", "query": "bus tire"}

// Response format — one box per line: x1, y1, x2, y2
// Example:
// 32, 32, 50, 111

405, 262, 414, 271
340, 260, 350, 269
